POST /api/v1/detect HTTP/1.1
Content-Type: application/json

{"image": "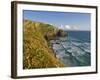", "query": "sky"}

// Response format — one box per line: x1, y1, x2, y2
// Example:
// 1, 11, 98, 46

23, 10, 91, 31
